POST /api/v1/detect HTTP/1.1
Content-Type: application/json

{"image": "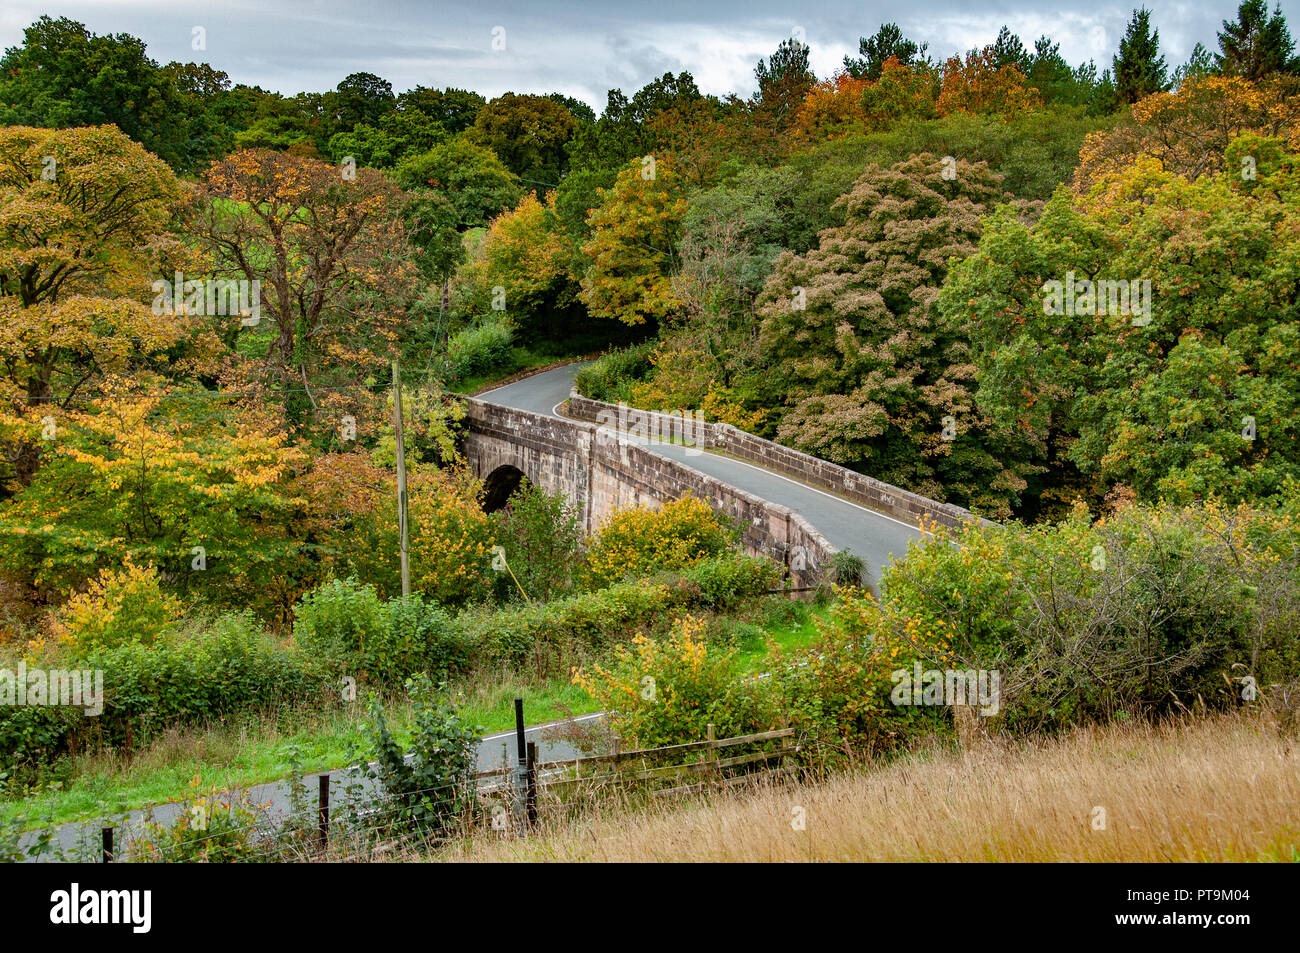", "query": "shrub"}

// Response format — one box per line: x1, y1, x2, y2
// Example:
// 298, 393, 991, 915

2, 612, 318, 778
385, 595, 470, 680
461, 553, 780, 668
668, 553, 782, 609
771, 590, 953, 754
45, 560, 182, 654
362, 677, 481, 838
489, 482, 583, 602
572, 615, 775, 748
828, 549, 867, 588
879, 499, 1300, 731
409, 467, 497, 607
444, 316, 514, 383
82, 614, 317, 748
585, 495, 738, 586
573, 342, 654, 403
292, 578, 389, 679
126, 786, 268, 862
